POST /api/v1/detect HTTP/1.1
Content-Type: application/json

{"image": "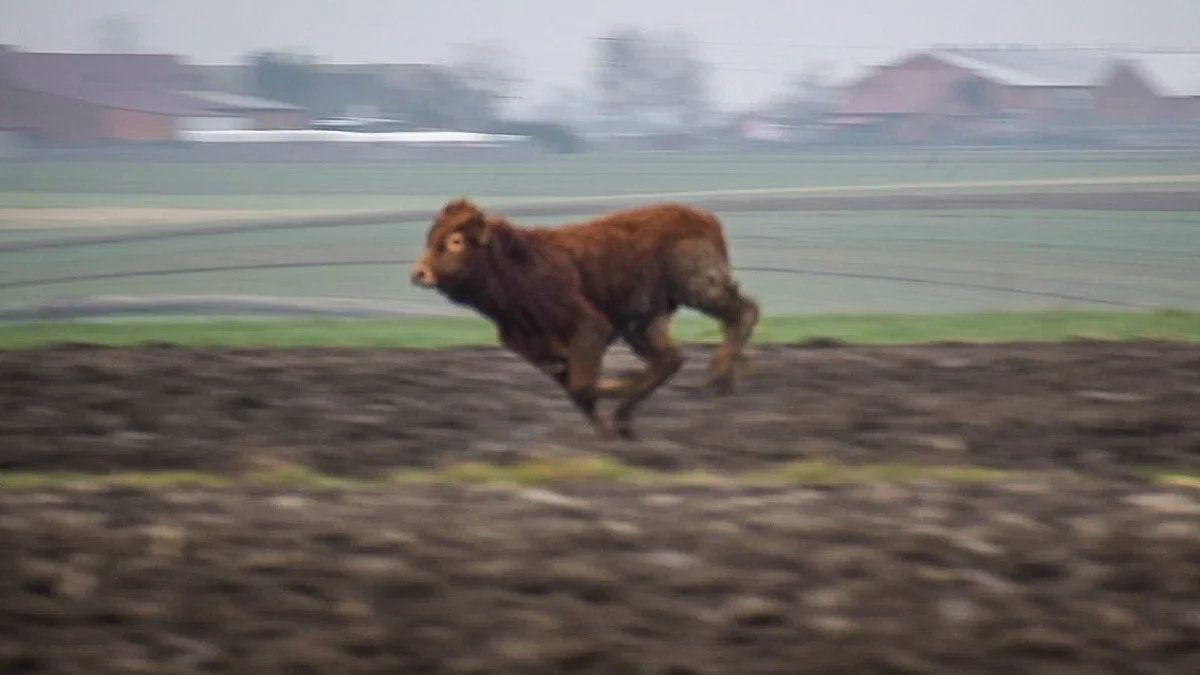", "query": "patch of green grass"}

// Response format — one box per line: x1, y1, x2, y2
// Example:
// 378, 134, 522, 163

0, 459, 1033, 492
741, 461, 1018, 485
0, 310, 1198, 350
747, 310, 1200, 345
1139, 468, 1200, 489
407, 456, 657, 485
3, 459, 1196, 493
0, 316, 500, 349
